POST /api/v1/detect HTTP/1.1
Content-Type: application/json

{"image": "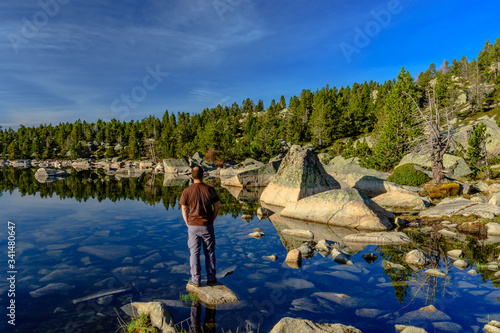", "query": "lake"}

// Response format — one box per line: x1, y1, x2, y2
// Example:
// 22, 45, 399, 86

1, 167, 499, 332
